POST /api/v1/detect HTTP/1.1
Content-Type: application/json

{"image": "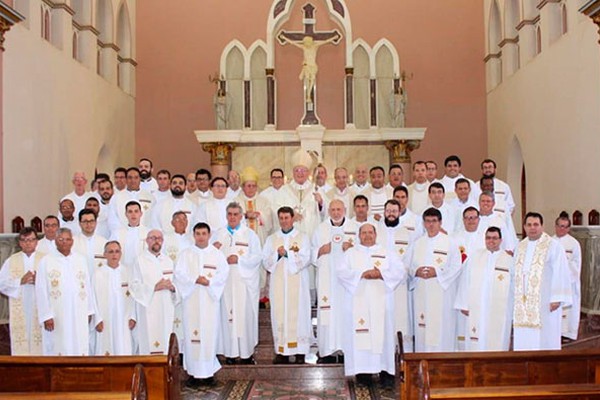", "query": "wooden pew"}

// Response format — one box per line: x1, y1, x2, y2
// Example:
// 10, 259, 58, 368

397, 334, 600, 400
0, 334, 180, 400
0, 363, 147, 399
418, 359, 600, 399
